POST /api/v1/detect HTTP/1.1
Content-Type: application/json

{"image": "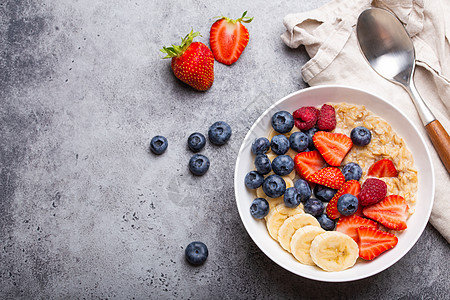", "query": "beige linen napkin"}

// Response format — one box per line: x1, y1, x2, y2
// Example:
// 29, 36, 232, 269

281, 0, 450, 242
